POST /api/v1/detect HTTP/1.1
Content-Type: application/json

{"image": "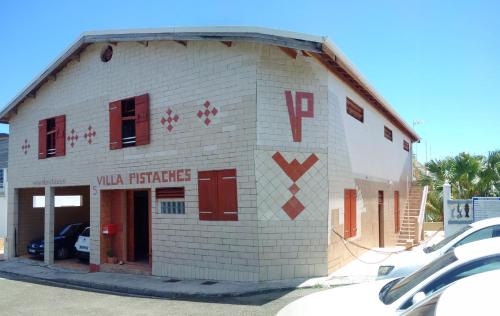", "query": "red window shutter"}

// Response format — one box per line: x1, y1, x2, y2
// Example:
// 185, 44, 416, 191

38, 119, 47, 159
198, 171, 218, 220
350, 190, 357, 236
135, 94, 150, 146
55, 115, 66, 157
217, 169, 238, 221
109, 100, 122, 150
344, 189, 351, 238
